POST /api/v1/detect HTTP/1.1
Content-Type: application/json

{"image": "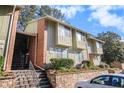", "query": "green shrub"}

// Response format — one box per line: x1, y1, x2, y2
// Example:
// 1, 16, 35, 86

0, 56, 4, 75
99, 62, 110, 69
89, 66, 101, 70
56, 67, 78, 73
79, 60, 93, 69
86, 61, 94, 68
50, 58, 74, 70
